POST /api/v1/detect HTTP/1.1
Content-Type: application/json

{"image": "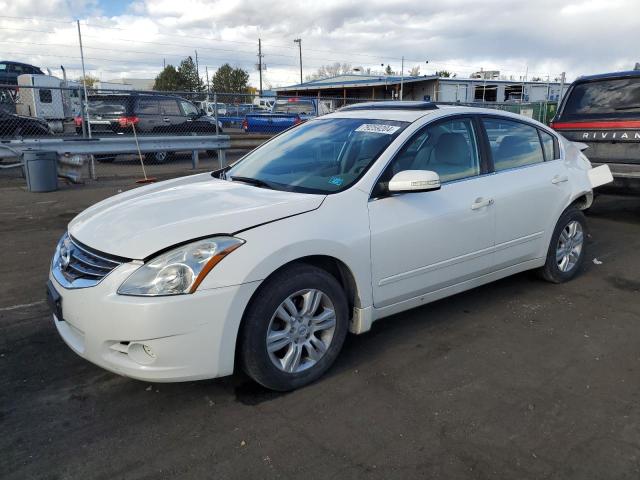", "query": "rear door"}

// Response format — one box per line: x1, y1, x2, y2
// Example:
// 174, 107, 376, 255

134, 98, 161, 132
158, 98, 183, 133
552, 76, 640, 166
480, 116, 570, 268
